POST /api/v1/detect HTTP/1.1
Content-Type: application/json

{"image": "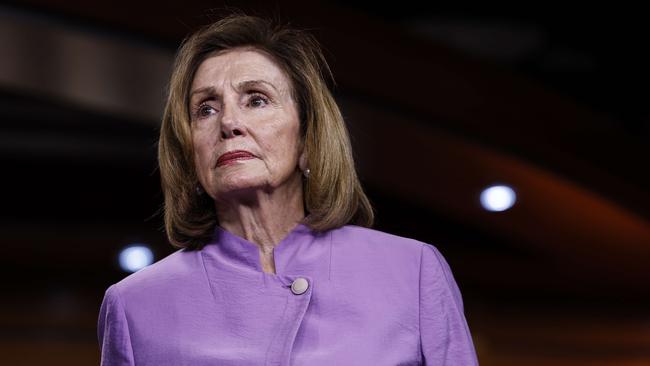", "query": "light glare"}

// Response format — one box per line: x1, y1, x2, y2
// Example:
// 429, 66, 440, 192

119, 245, 154, 273
480, 185, 516, 212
